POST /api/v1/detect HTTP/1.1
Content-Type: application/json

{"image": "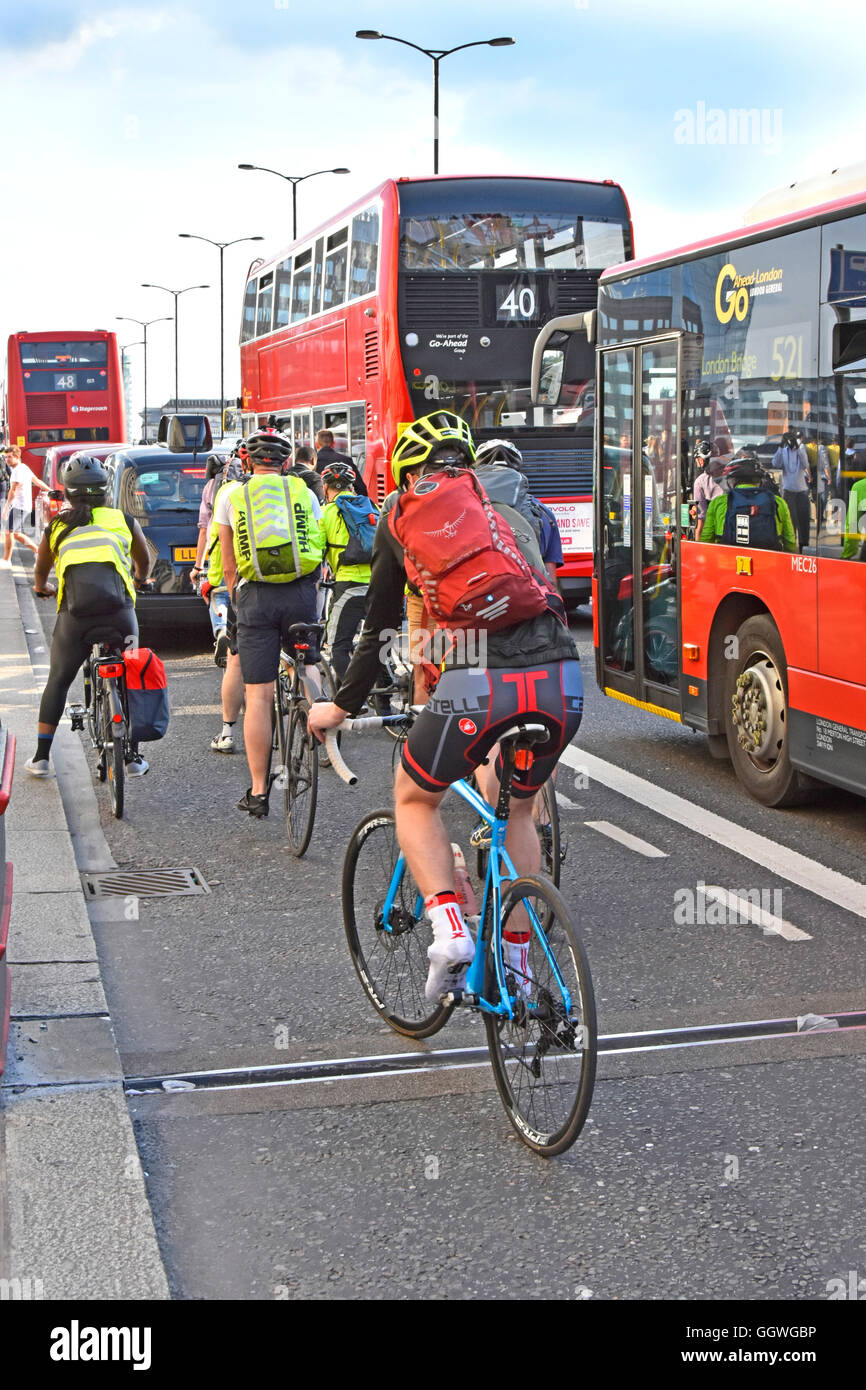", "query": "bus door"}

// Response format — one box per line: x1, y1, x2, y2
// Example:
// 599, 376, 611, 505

596, 337, 681, 712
